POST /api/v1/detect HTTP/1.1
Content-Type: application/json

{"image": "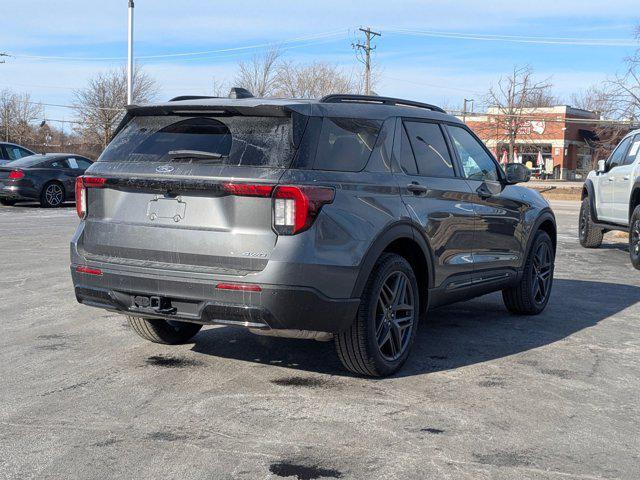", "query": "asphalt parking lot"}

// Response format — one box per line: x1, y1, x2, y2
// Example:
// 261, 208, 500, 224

1, 200, 639, 480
